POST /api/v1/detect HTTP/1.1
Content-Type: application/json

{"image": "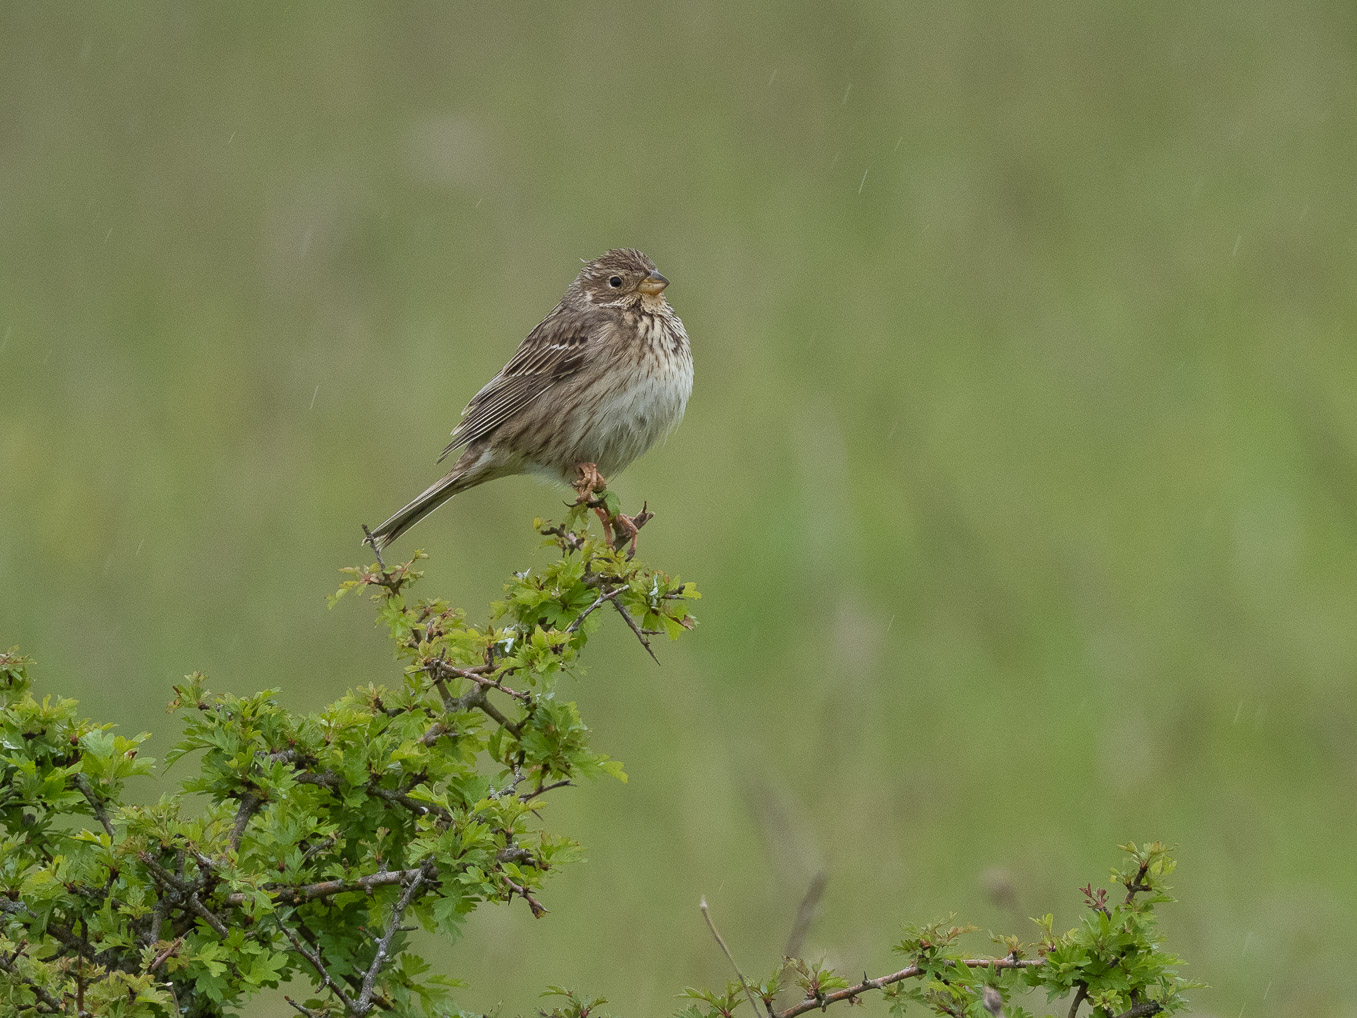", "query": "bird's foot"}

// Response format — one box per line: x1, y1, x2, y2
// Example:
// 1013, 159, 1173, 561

572, 462, 607, 504
610, 503, 653, 558
571, 464, 650, 555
